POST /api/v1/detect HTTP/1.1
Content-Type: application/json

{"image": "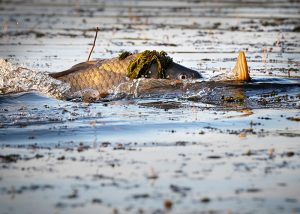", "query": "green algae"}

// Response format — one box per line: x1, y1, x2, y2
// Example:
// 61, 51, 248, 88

126, 50, 172, 79
222, 95, 245, 103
